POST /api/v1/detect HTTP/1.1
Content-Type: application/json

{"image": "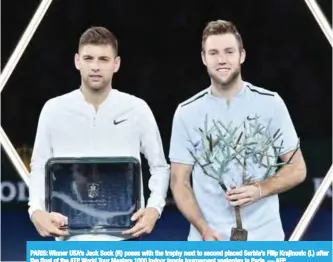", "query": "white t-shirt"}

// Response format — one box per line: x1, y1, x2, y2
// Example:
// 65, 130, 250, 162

28, 88, 170, 241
